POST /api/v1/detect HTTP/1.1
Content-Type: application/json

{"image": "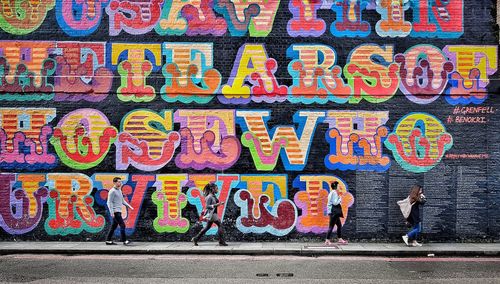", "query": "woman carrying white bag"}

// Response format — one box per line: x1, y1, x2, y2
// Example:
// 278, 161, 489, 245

397, 185, 426, 247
